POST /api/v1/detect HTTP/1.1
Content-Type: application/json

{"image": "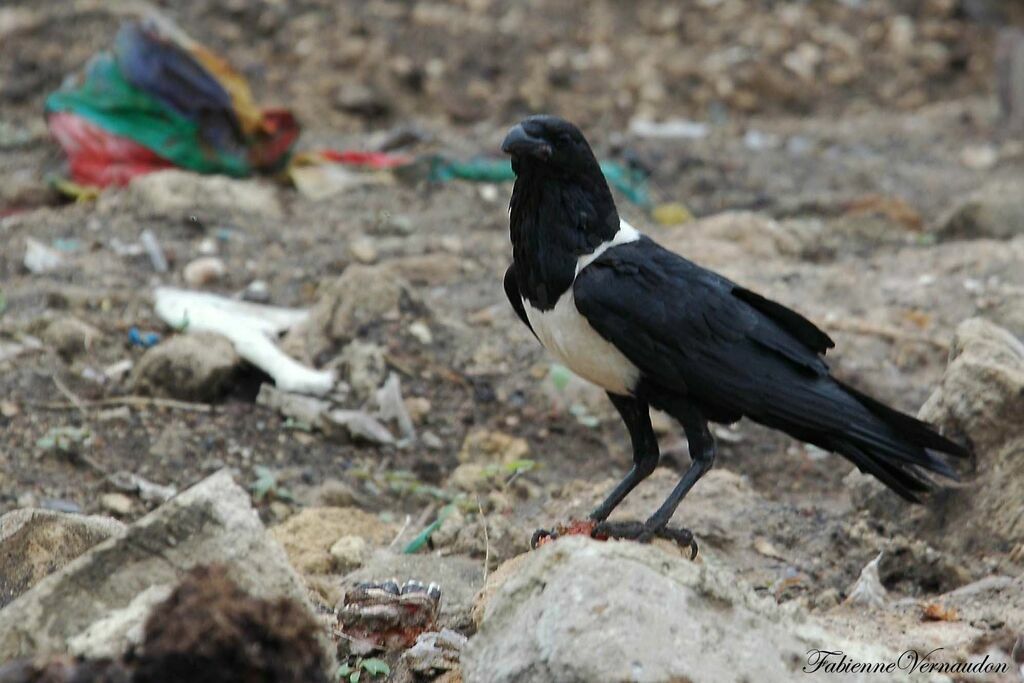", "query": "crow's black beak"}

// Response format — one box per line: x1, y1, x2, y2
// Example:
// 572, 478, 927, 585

501, 124, 551, 160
